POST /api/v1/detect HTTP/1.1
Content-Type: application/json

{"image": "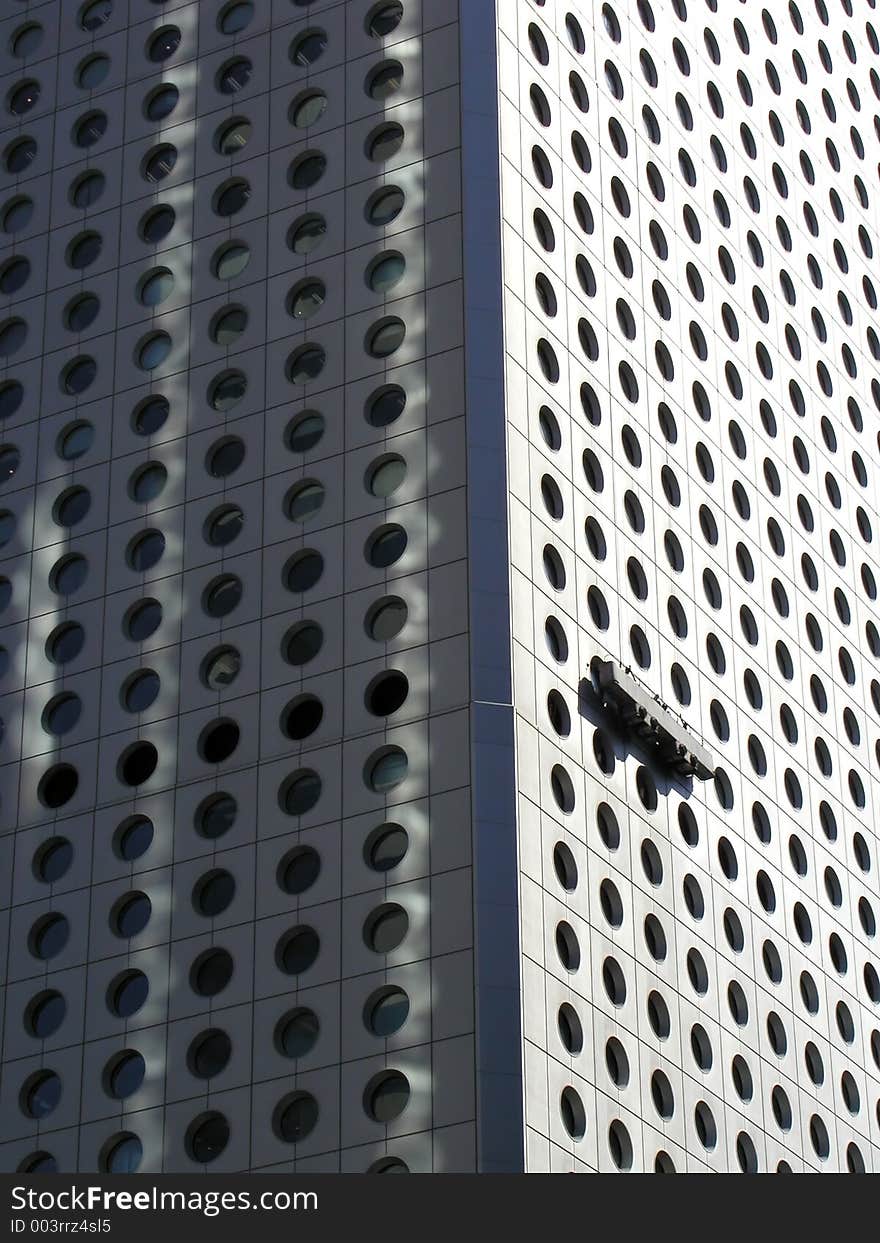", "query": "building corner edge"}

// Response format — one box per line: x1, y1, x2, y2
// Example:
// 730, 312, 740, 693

459, 0, 524, 1175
